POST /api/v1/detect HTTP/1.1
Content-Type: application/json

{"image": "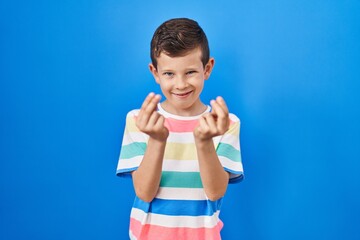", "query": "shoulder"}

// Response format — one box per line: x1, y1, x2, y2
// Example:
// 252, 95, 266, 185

229, 113, 241, 124
124, 109, 141, 130
126, 109, 140, 118
227, 113, 241, 134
